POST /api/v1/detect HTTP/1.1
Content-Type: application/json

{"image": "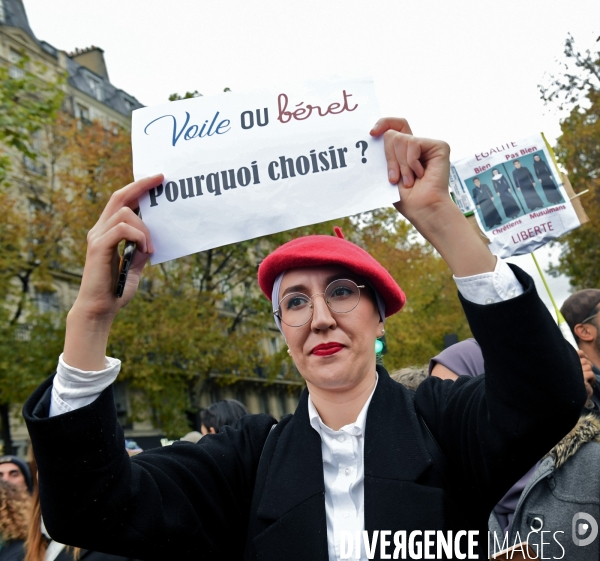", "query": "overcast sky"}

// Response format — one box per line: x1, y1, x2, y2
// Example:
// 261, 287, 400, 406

23, 0, 599, 312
